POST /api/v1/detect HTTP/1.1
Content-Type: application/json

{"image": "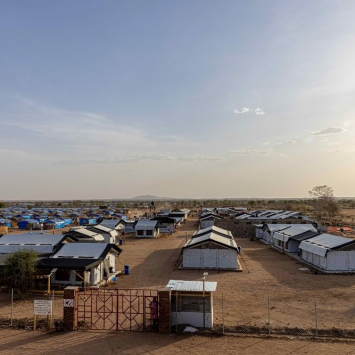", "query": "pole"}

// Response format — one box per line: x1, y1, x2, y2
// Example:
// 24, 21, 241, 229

267, 295, 270, 336
10, 289, 13, 326
203, 277, 205, 329
52, 290, 55, 330
315, 298, 318, 337
175, 291, 178, 333
222, 293, 224, 334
